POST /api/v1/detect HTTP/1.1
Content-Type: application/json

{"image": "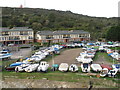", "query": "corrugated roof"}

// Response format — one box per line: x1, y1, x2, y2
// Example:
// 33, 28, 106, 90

37, 30, 89, 35
0, 27, 33, 31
